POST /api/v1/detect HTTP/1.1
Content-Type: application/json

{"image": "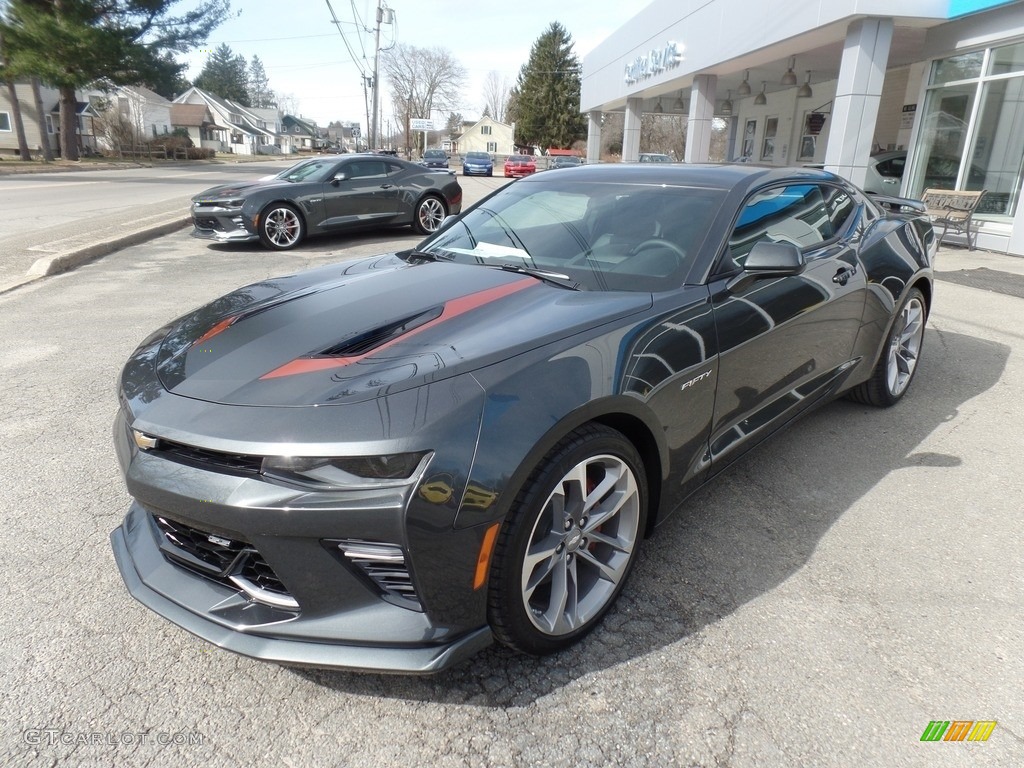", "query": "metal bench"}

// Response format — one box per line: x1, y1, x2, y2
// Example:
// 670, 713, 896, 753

920, 188, 987, 250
